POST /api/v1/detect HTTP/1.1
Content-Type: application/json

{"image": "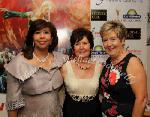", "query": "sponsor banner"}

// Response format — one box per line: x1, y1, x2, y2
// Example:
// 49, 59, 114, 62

94, 0, 144, 5
126, 28, 141, 40
91, 50, 109, 63
148, 12, 150, 46
91, 9, 107, 21
123, 9, 142, 22
147, 36, 150, 46
148, 12, 150, 23
90, 0, 149, 68
107, 0, 144, 3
